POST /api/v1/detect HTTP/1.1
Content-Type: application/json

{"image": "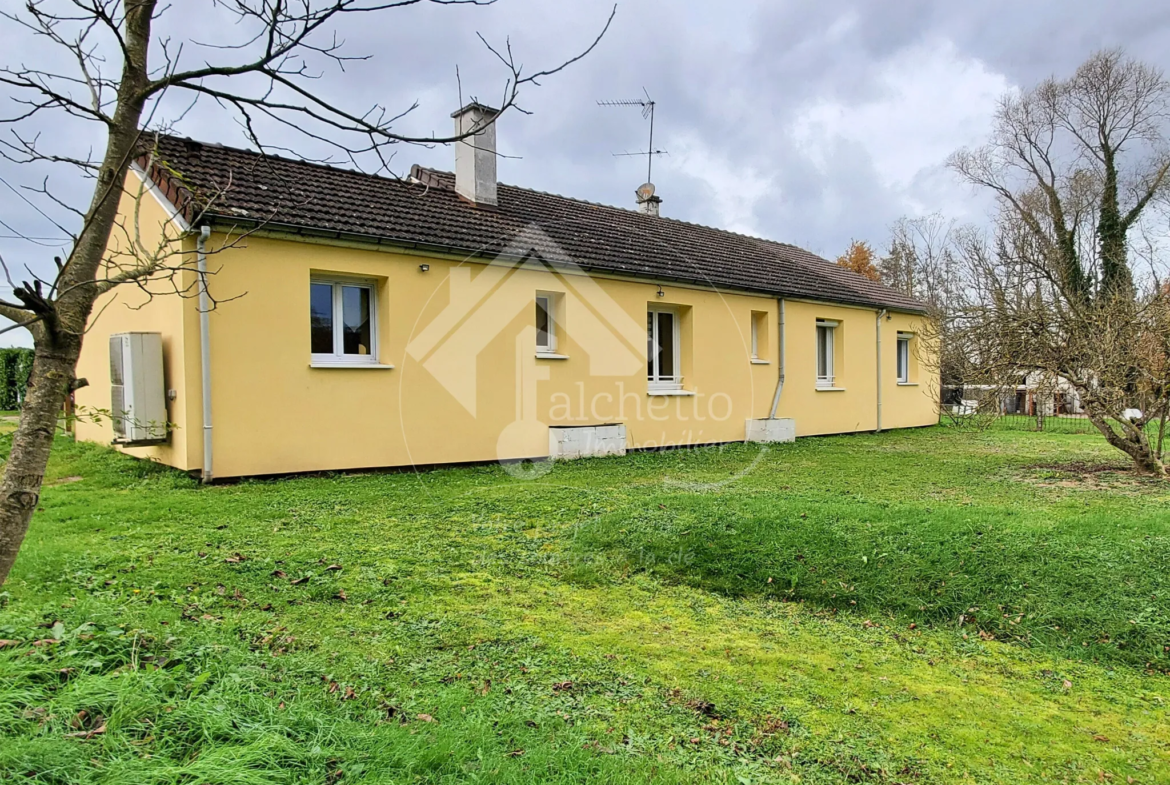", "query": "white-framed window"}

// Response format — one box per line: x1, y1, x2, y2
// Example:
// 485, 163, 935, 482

535, 293, 556, 353
647, 306, 682, 391
816, 319, 836, 388
310, 276, 377, 364
896, 333, 911, 383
